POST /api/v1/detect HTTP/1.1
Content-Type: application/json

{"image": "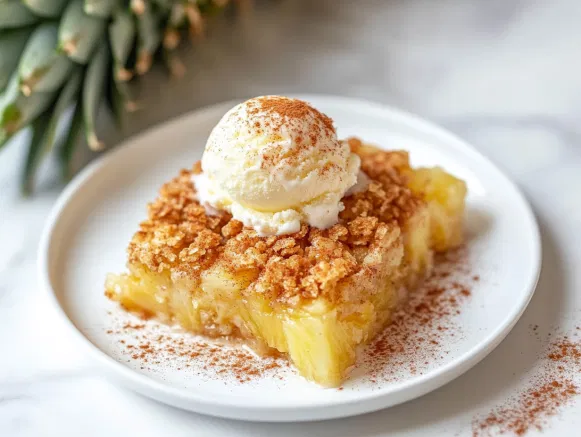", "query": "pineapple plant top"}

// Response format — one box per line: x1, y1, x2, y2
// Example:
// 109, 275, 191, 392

0, 0, 235, 194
